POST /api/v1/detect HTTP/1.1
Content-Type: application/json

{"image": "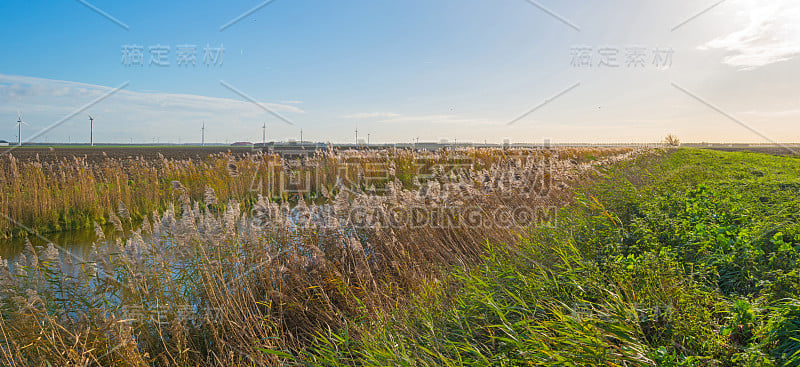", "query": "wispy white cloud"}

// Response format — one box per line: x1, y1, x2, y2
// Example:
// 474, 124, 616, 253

0, 74, 304, 143
699, 0, 800, 69
0, 74, 304, 114
376, 114, 496, 126
342, 112, 401, 119
343, 111, 496, 126
740, 108, 800, 118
